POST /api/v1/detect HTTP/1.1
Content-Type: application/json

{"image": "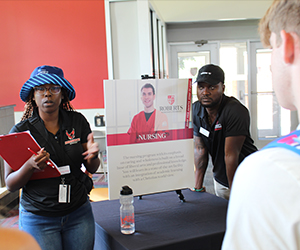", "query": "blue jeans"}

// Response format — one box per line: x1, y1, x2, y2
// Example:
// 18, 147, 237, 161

19, 199, 95, 250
